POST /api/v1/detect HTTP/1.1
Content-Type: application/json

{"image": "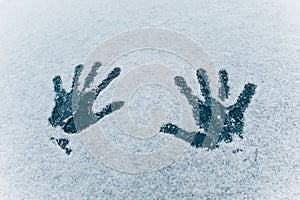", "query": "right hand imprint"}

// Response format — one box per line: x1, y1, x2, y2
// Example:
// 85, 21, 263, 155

160, 69, 256, 149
